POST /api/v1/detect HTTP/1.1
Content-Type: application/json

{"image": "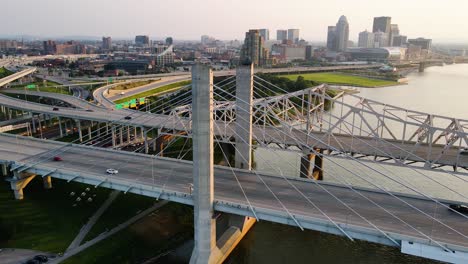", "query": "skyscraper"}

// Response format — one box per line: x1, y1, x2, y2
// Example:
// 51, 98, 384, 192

240, 29, 269, 66
392, 35, 407, 47
135, 35, 150, 46
102, 37, 112, 50
259, 29, 270, 41
165, 37, 173, 45
276, 30, 287, 41
335, 16, 349, 51
372, 17, 391, 33
358, 30, 375, 48
287, 29, 300, 43
390, 24, 399, 46
326, 26, 337, 50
